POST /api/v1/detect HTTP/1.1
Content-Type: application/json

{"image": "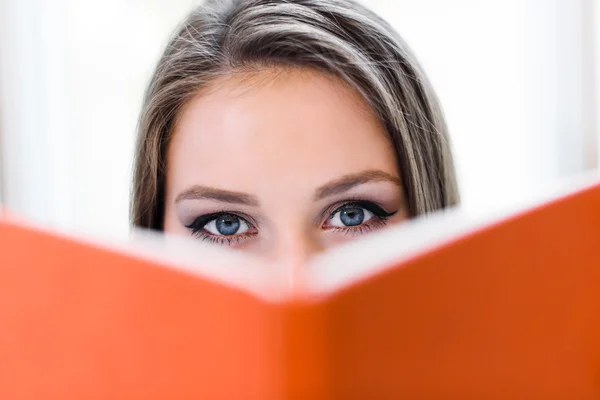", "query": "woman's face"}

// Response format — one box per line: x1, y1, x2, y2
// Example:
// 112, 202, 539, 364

164, 68, 408, 262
